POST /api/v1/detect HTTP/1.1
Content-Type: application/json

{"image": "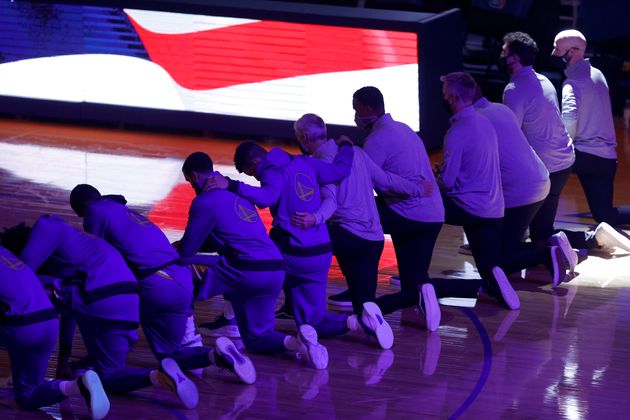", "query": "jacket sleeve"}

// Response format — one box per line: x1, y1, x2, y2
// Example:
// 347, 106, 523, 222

177, 198, 218, 259
309, 143, 354, 184
313, 183, 337, 224
437, 131, 462, 192
227, 169, 282, 209
19, 216, 63, 273
365, 152, 423, 197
